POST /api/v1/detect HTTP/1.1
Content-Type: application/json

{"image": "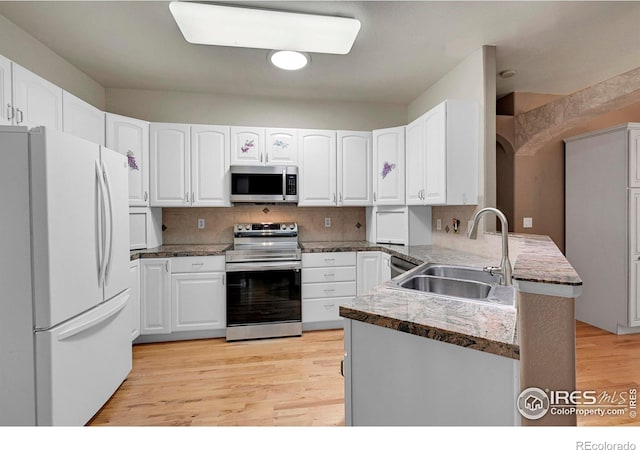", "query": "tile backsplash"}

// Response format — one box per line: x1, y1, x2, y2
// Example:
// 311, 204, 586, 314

162, 205, 366, 244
